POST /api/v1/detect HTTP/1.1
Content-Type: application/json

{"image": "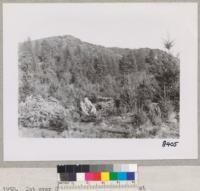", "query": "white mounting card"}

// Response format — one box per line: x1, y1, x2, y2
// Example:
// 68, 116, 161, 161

3, 3, 198, 161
